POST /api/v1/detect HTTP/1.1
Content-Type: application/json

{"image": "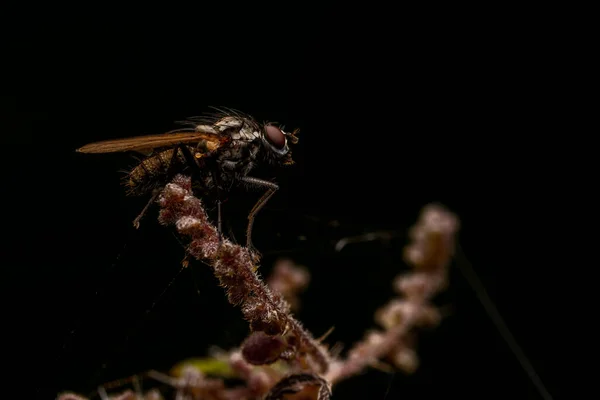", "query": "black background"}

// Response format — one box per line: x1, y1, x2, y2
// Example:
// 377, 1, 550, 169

3, 3, 568, 399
